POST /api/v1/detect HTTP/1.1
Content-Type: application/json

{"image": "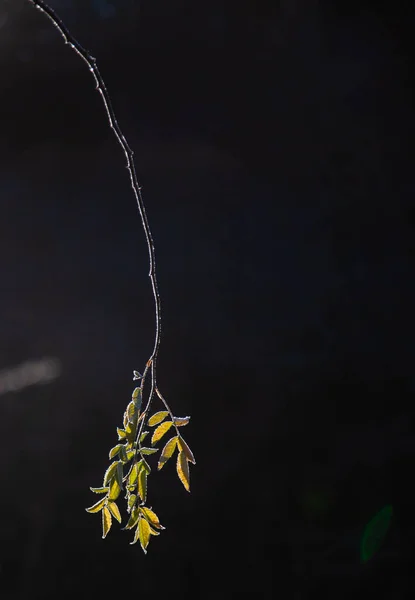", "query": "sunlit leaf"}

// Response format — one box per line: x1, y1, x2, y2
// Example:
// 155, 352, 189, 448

138, 516, 151, 553
142, 458, 151, 474
129, 461, 143, 487
151, 421, 173, 445
123, 411, 128, 428
117, 427, 127, 440
174, 416, 191, 427
102, 506, 112, 539
178, 436, 196, 465
116, 462, 124, 489
176, 451, 190, 492
138, 468, 147, 503
158, 436, 178, 470
90, 487, 109, 494
132, 387, 141, 400
130, 521, 140, 545
103, 461, 120, 486
124, 507, 140, 530
108, 476, 121, 501
140, 431, 149, 442
119, 445, 128, 462
108, 501, 122, 523
109, 444, 122, 459
140, 447, 158, 455
148, 411, 169, 427
127, 400, 137, 422
128, 494, 137, 512
140, 507, 165, 530
125, 421, 136, 442
149, 526, 160, 536
86, 496, 107, 513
